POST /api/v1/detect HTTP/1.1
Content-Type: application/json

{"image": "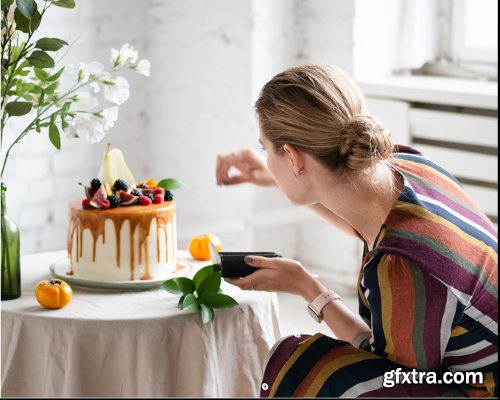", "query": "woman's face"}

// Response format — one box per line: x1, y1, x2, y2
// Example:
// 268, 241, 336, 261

260, 132, 316, 206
